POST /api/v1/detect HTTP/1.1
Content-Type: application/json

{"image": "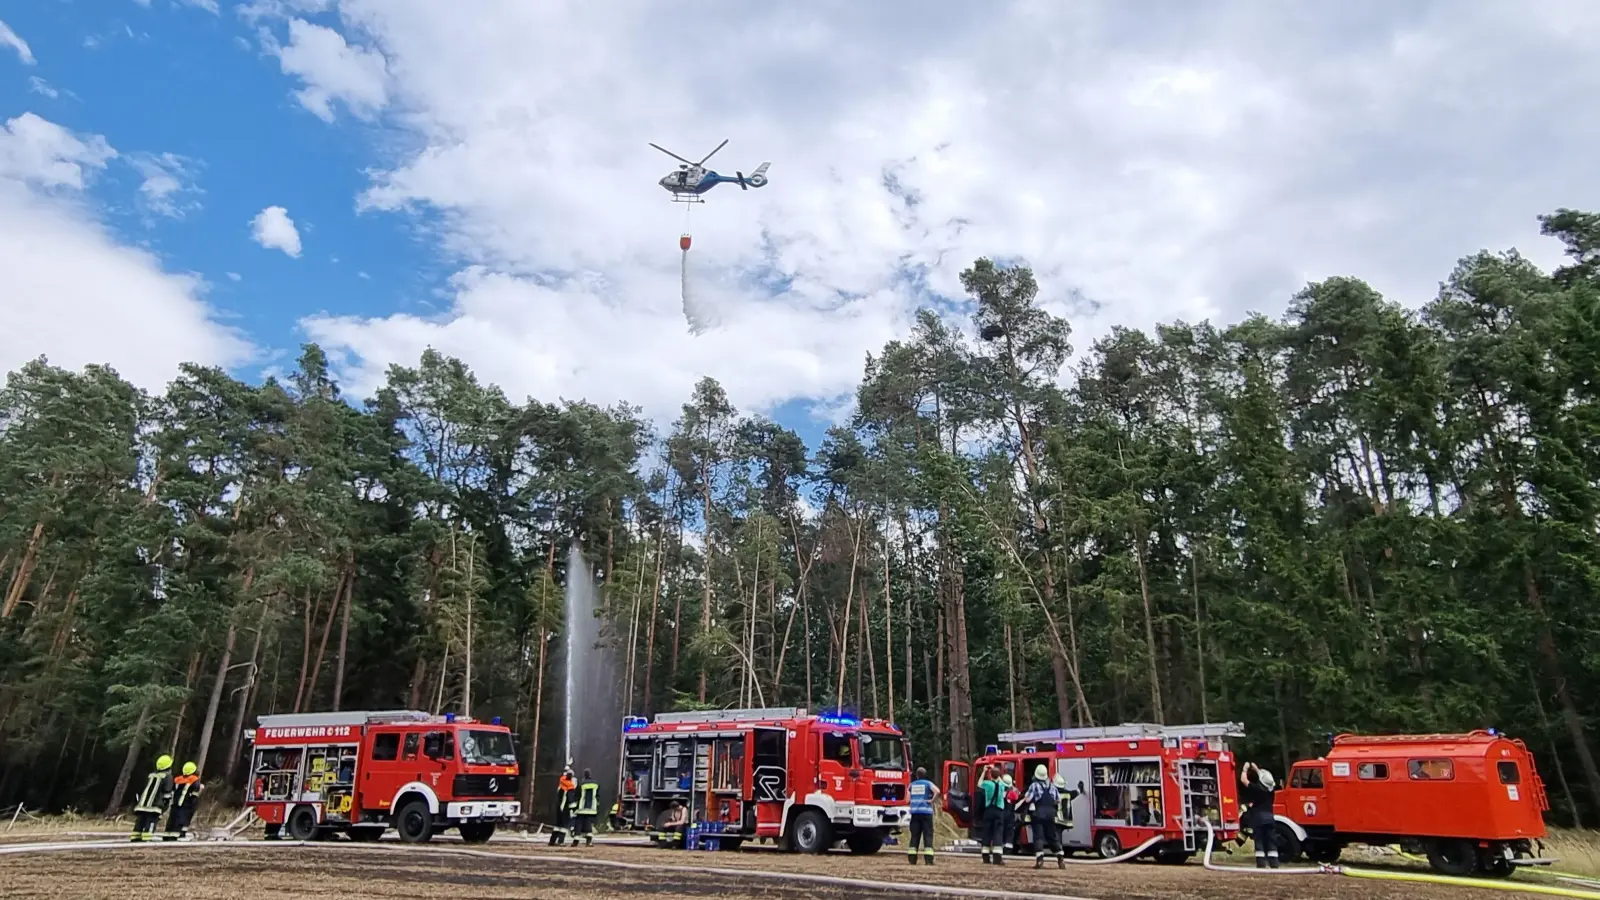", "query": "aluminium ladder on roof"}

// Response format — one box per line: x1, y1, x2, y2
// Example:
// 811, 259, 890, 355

256, 710, 433, 729
653, 707, 808, 725
996, 722, 1247, 746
